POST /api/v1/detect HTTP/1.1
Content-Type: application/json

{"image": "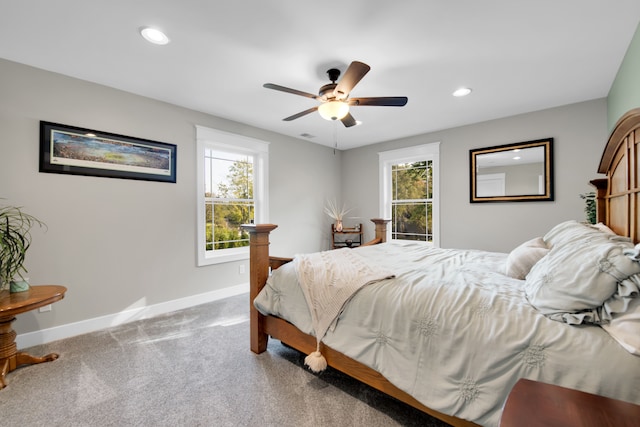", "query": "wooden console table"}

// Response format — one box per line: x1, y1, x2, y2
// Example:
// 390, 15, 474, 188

500, 378, 640, 427
0, 285, 67, 389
